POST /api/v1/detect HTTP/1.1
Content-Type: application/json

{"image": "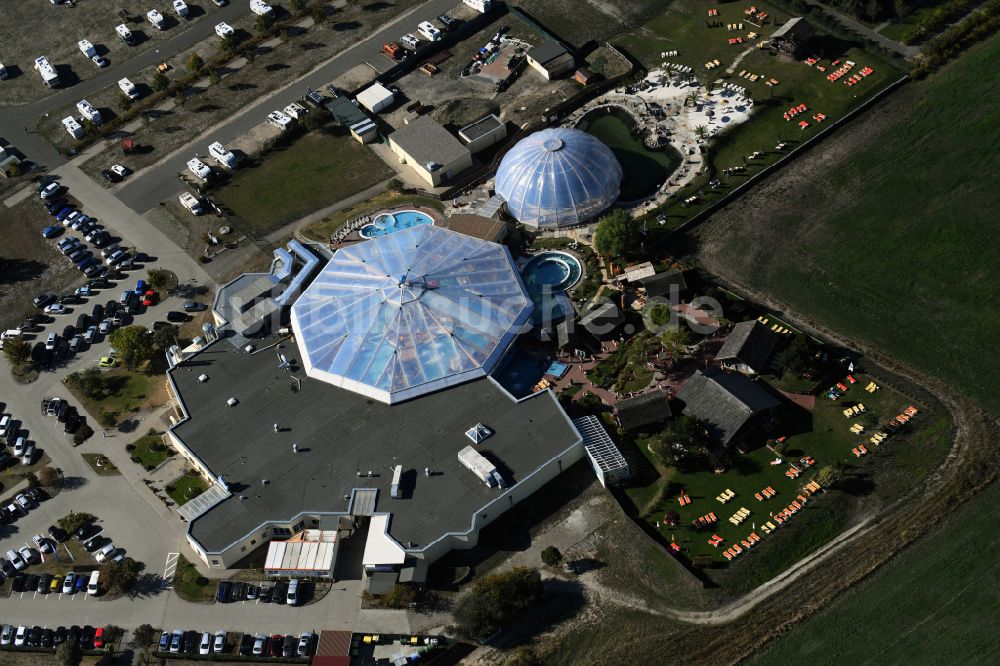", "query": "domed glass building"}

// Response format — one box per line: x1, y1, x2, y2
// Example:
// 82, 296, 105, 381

290, 225, 533, 404
495, 127, 623, 229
